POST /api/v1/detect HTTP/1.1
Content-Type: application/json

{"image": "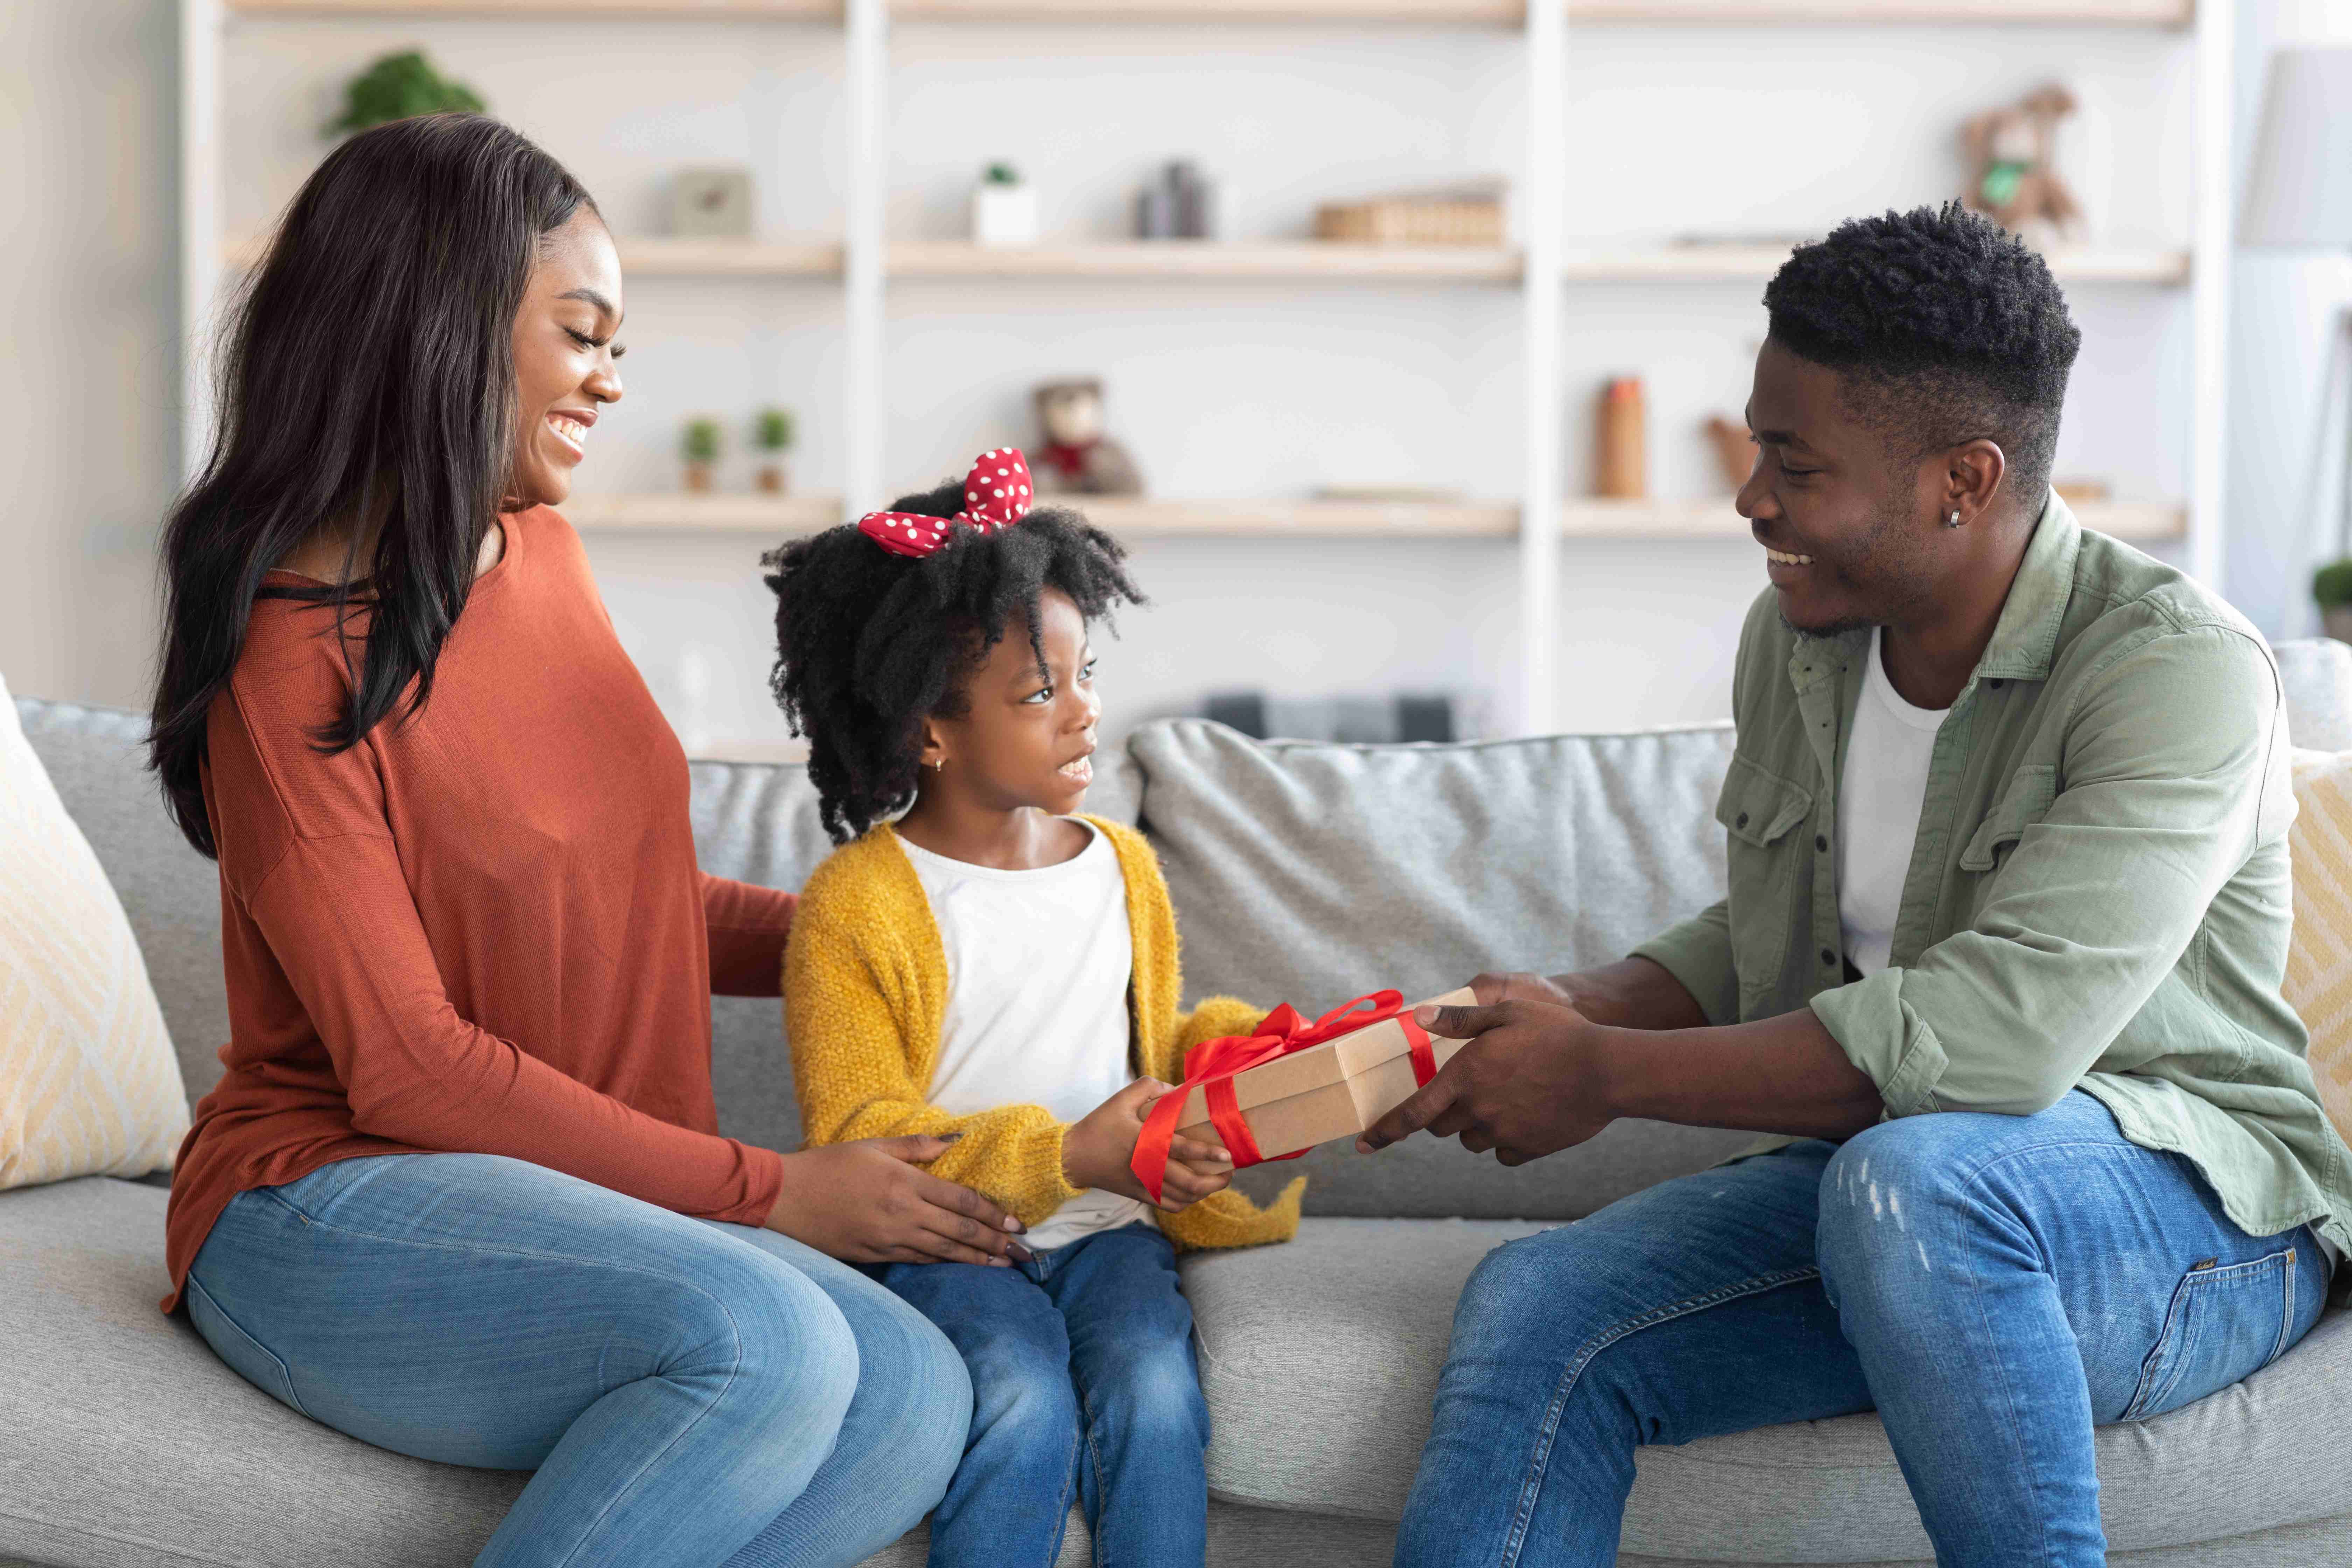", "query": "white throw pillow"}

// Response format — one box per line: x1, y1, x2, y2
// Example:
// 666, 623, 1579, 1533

0, 671, 188, 1187
2284, 747, 2352, 1152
